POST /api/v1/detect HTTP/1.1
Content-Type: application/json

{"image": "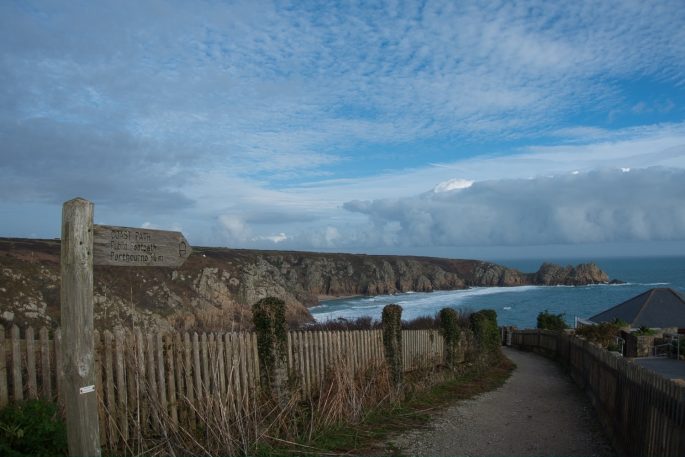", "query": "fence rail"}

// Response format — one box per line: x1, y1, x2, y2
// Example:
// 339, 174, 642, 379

0, 324, 446, 449
511, 329, 685, 457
